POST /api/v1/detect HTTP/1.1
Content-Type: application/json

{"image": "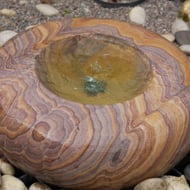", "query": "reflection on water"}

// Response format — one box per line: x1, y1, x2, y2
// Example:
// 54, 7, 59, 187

36, 34, 152, 105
